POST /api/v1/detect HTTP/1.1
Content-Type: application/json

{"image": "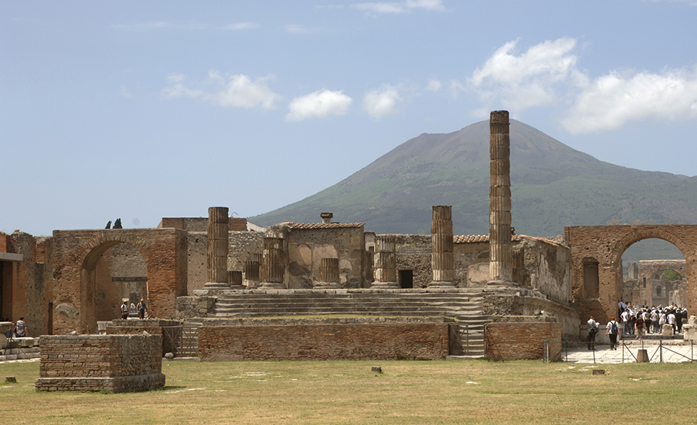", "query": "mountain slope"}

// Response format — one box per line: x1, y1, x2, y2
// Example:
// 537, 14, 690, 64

251, 120, 697, 237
